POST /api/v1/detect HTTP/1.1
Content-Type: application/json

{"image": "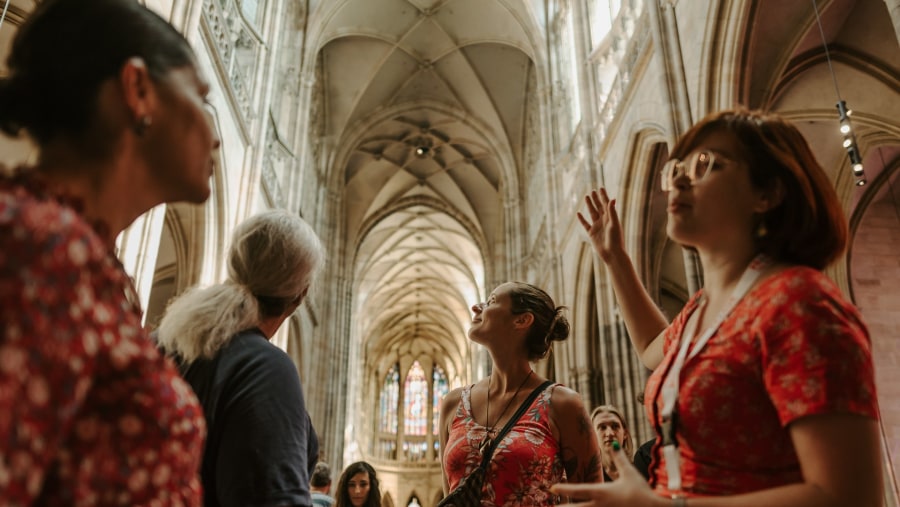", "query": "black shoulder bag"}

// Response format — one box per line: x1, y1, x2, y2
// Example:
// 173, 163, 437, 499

438, 380, 554, 507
